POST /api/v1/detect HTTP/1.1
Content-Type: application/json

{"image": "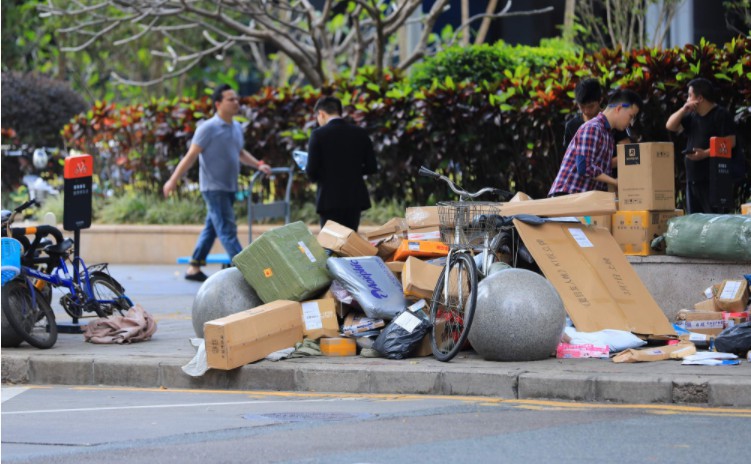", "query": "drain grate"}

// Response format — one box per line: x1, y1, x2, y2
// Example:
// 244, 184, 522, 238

242, 412, 372, 422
